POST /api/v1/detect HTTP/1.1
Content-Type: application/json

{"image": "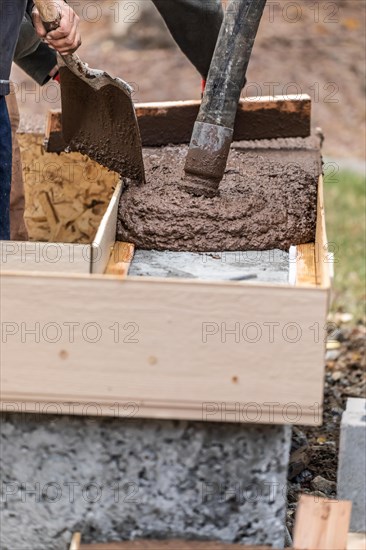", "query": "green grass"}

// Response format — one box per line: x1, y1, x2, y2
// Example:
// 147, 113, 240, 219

324, 168, 366, 322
